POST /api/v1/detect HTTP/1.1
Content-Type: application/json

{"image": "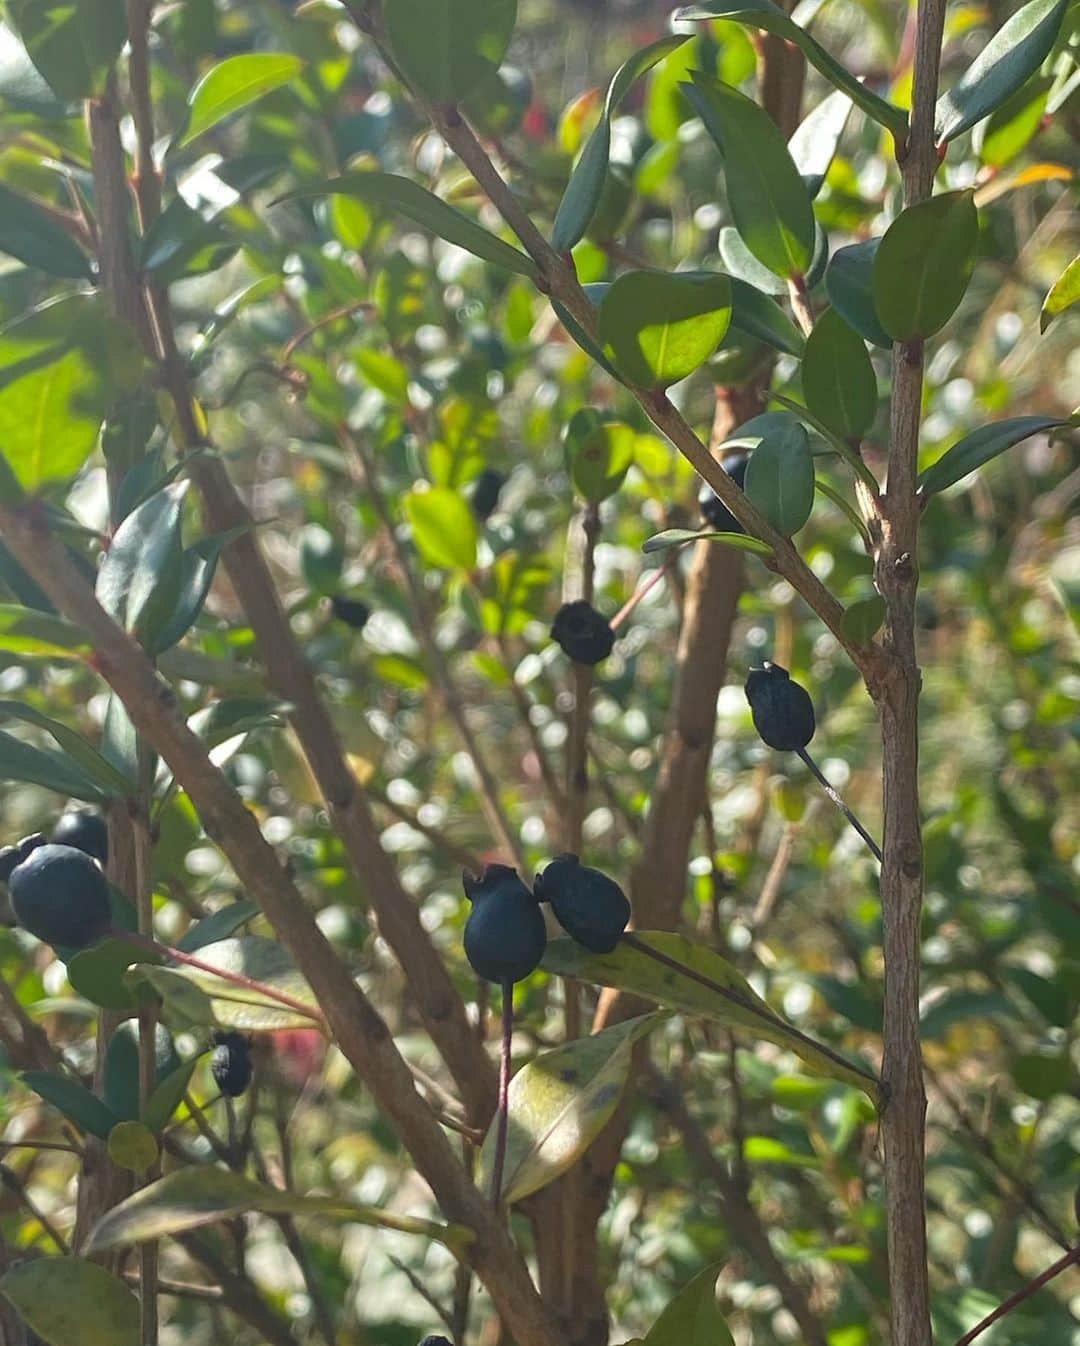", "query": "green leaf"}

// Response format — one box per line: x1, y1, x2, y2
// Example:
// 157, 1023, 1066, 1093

177, 900, 261, 953
0, 604, 90, 657
179, 52, 303, 148
976, 77, 1050, 168
599, 270, 732, 388
21, 1070, 118, 1140
0, 182, 92, 278
188, 702, 287, 756
96, 480, 188, 650
644, 1265, 735, 1346
0, 729, 105, 801
404, 487, 479, 571
107, 1120, 159, 1176
0, 17, 67, 112
918, 414, 1072, 494
543, 932, 879, 1100
565, 410, 635, 502
386, 0, 516, 104
67, 938, 159, 1011
801, 308, 878, 439
719, 227, 786, 295
0, 1257, 138, 1346
825, 239, 892, 349
935, 0, 1068, 144
872, 192, 979, 340
104, 1020, 181, 1123
744, 420, 815, 535
0, 700, 132, 796
1040, 254, 1079, 332
144, 1056, 199, 1132
641, 528, 772, 556
553, 34, 689, 251
8, 0, 126, 100
841, 594, 886, 643
476, 1014, 666, 1204
788, 89, 852, 198
282, 172, 538, 280
138, 198, 235, 282
685, 73, 815, 280
137, 936, 321, 1031
674, 0, 908, 138
85, 1167, 471, 1256
149, 525, 250, 655
729, 277, 806, 357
